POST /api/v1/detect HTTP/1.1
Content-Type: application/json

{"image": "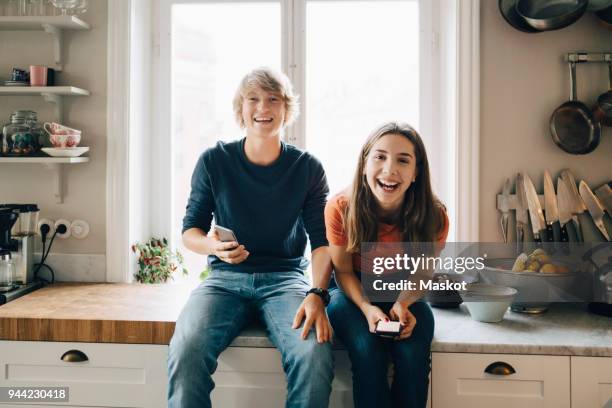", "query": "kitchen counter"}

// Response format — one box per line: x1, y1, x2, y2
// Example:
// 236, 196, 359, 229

0, 283, 610, 356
